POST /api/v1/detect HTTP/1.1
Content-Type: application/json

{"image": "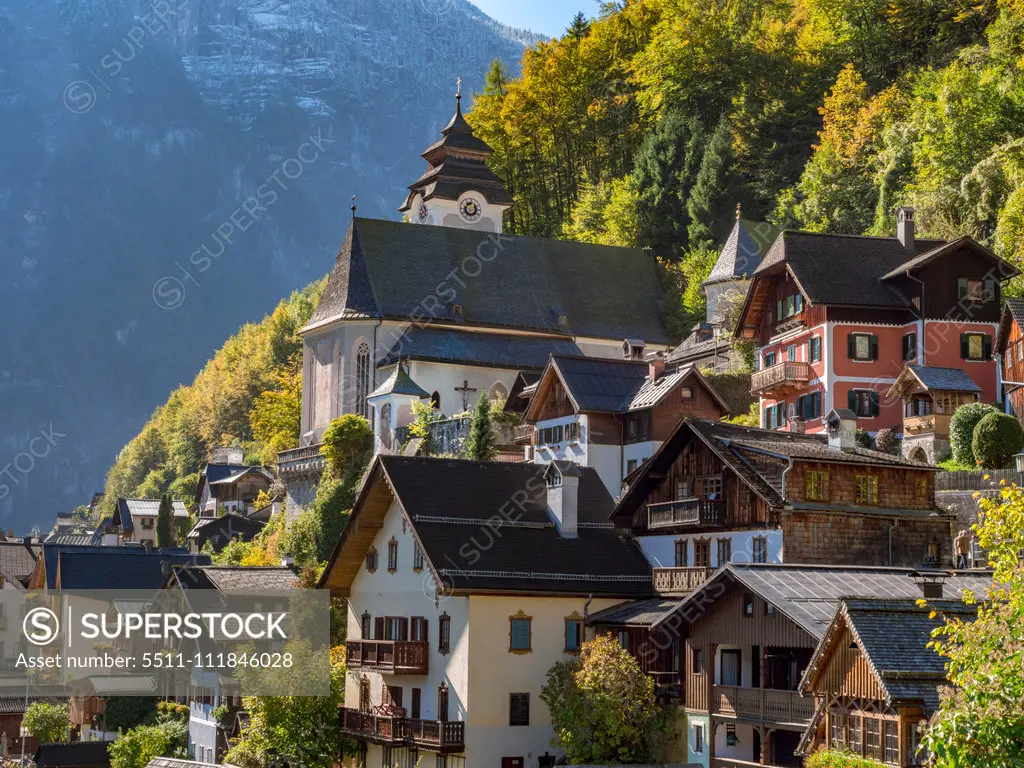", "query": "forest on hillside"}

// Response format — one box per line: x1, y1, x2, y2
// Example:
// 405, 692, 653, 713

98, 0, 1024, 528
